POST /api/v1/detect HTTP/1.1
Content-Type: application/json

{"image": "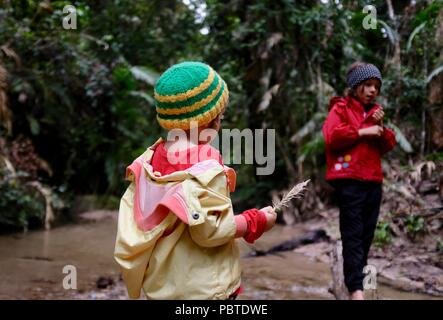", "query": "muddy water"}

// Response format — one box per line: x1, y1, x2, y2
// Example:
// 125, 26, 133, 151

0, 212, 439, 300
0, 213, 121, 299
